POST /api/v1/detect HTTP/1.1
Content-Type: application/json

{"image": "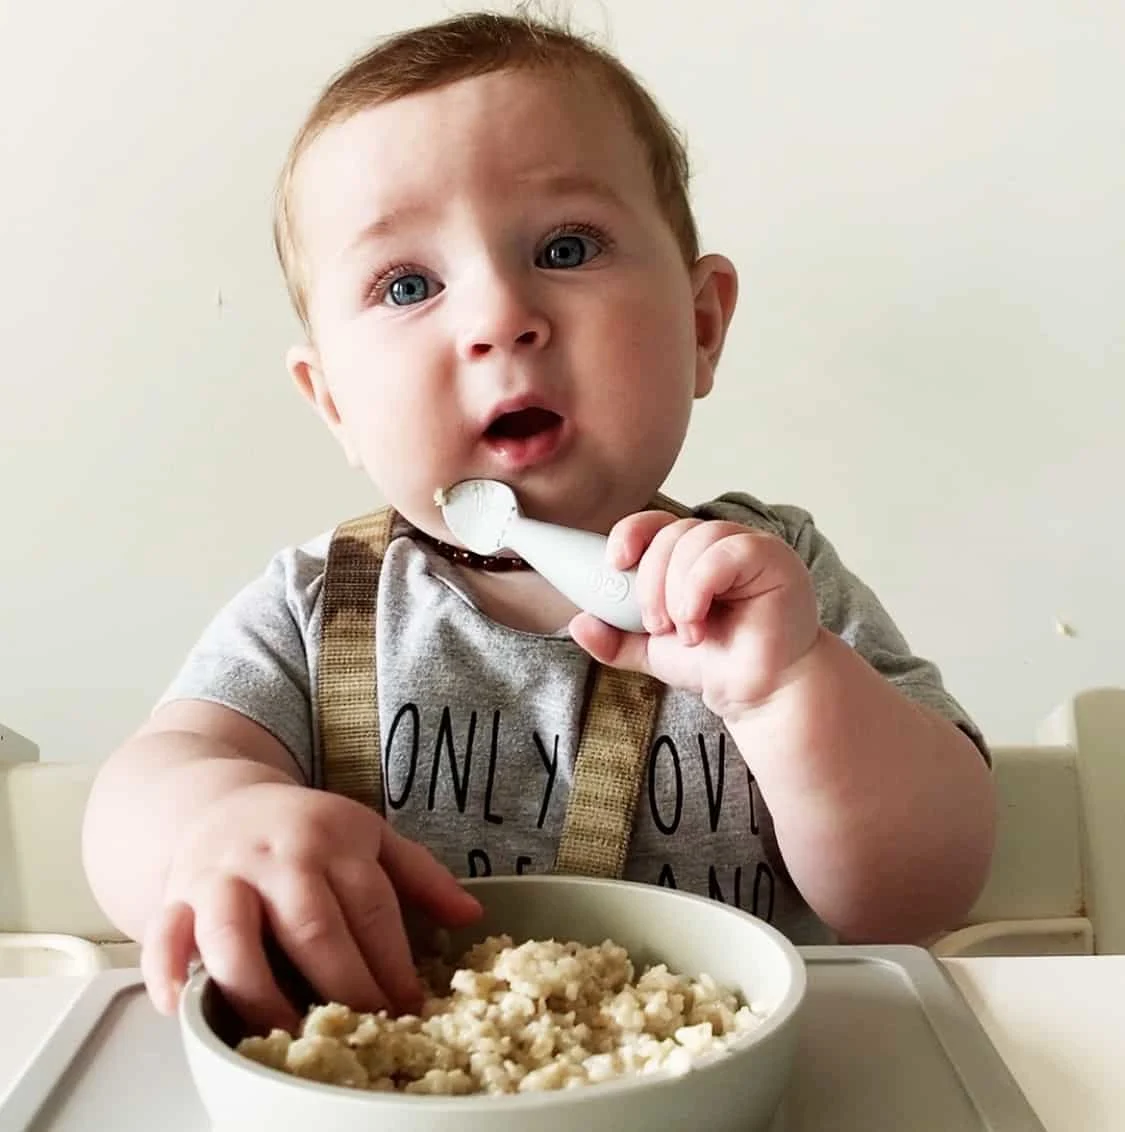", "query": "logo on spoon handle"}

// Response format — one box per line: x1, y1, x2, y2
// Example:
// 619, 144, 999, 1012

588, 566, 630, 603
